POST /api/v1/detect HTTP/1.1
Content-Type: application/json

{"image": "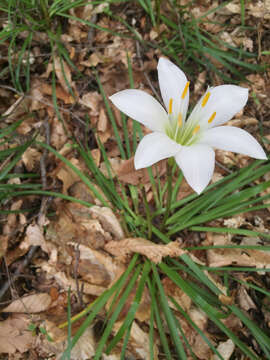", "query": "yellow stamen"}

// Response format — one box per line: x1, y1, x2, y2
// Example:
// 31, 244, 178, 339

177, 113, 182, 127
193, 125, 200, 135
208, 111, 216, 124
181, 81, 190, 99
168, 98, 173, 114
202, 92, 210, 107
